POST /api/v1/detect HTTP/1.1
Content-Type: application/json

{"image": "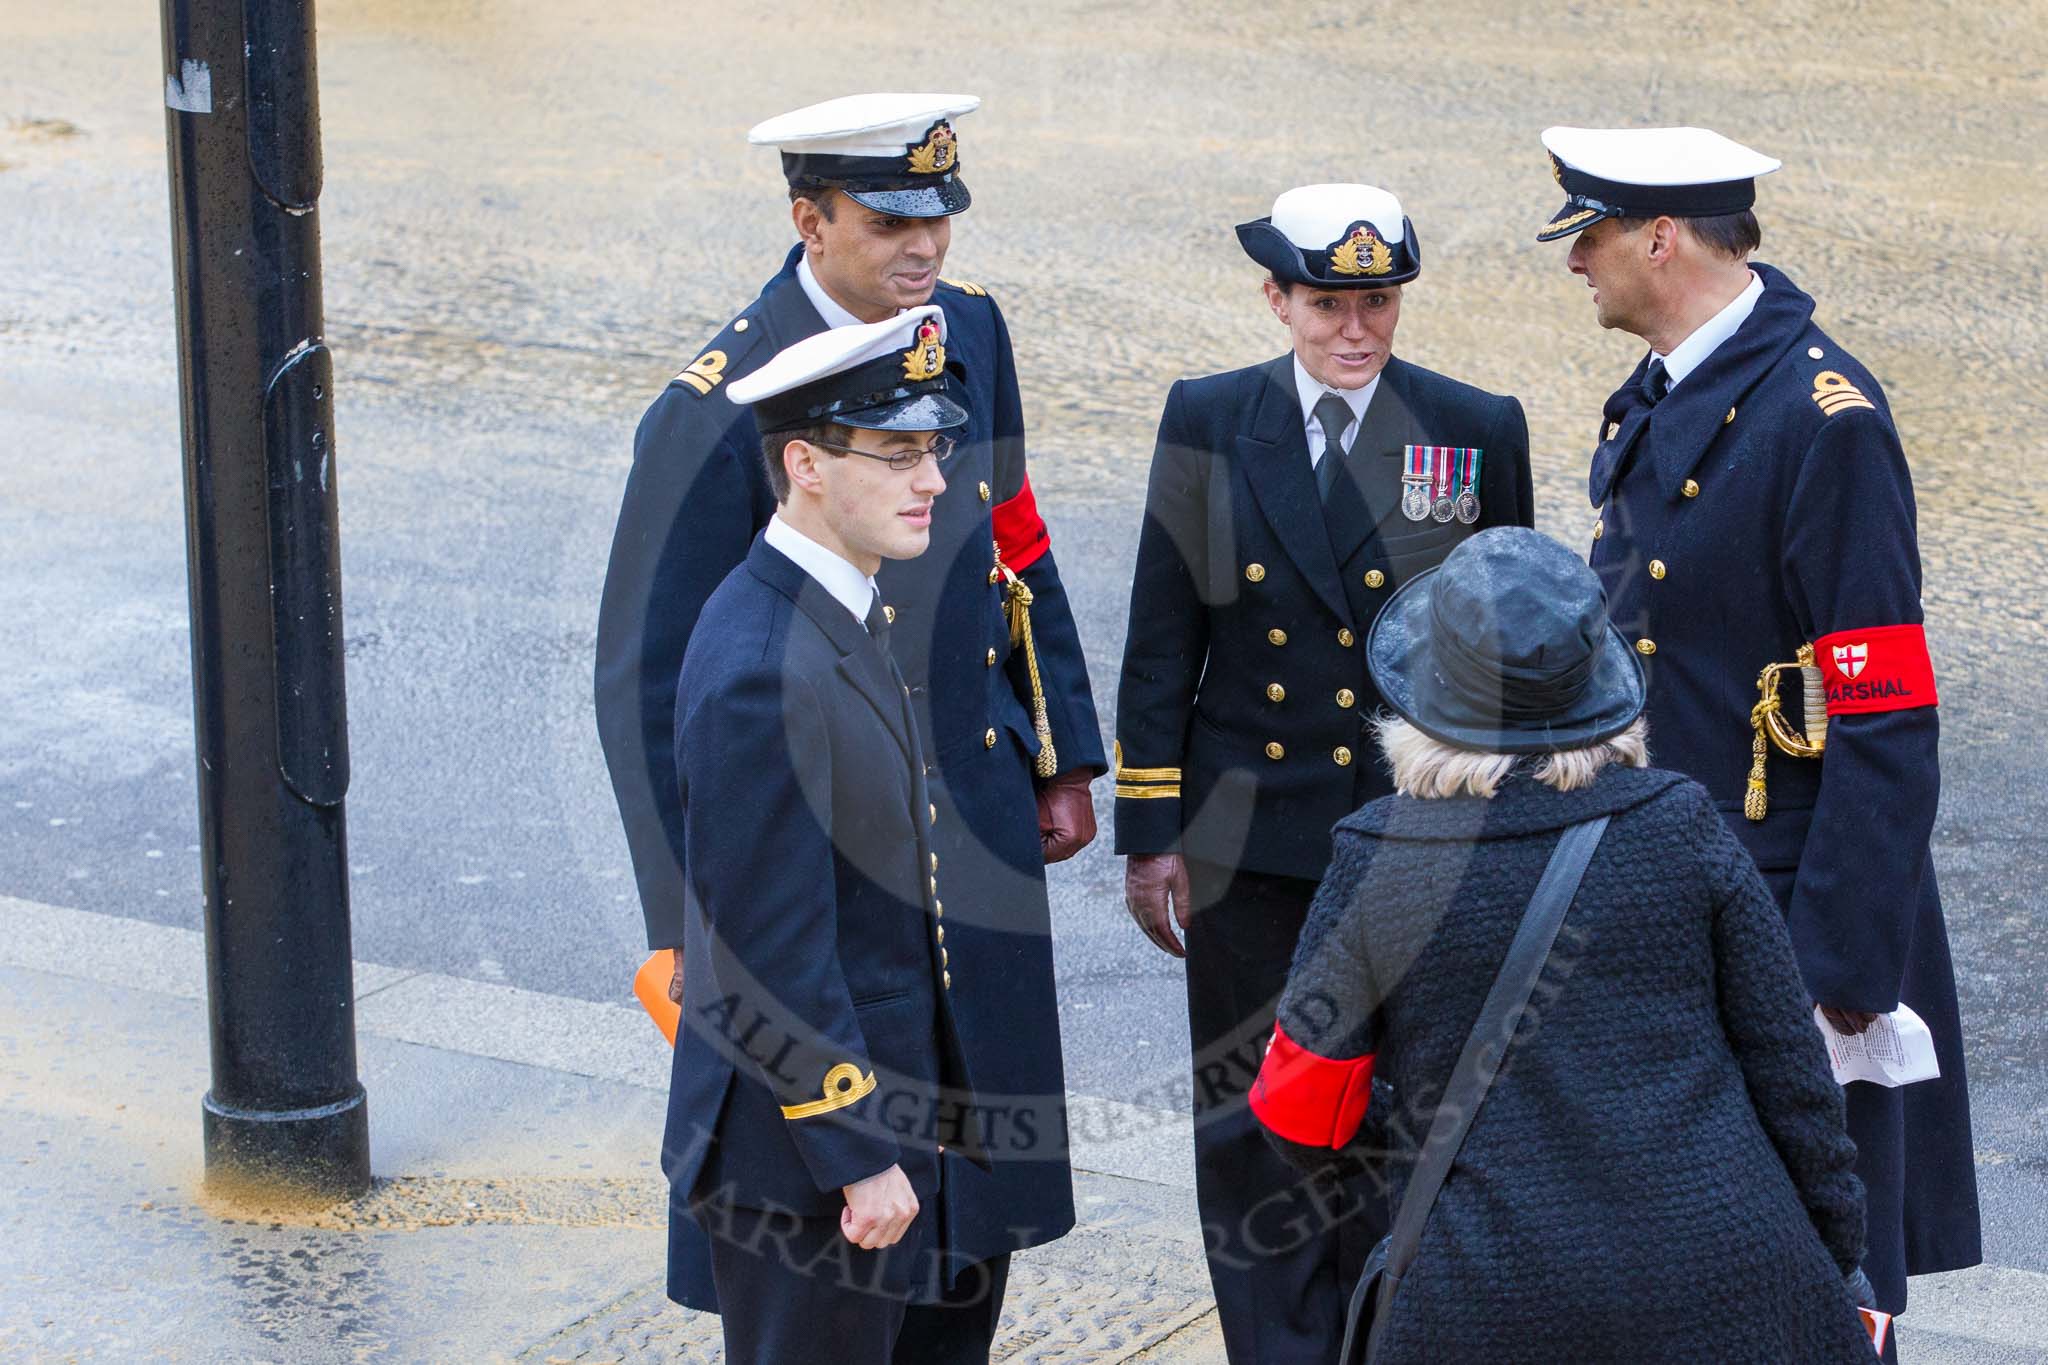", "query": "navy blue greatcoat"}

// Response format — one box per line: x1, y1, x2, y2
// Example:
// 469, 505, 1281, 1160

596, 246, 1100, 1303
1114, 354, 1533, 878
664, 538, 988, 1293
1586, 262, 1980, 1309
